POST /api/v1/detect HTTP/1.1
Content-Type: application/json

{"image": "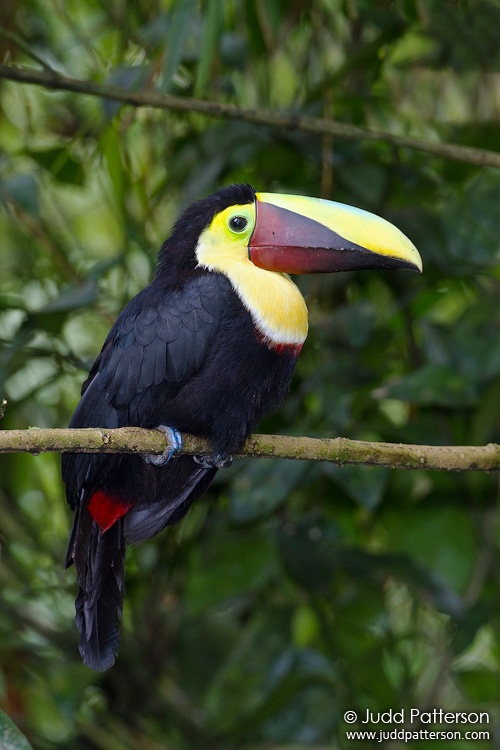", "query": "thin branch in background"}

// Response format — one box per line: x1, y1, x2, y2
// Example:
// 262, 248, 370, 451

0, 30, 58, 73
0, 65, 499, 169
